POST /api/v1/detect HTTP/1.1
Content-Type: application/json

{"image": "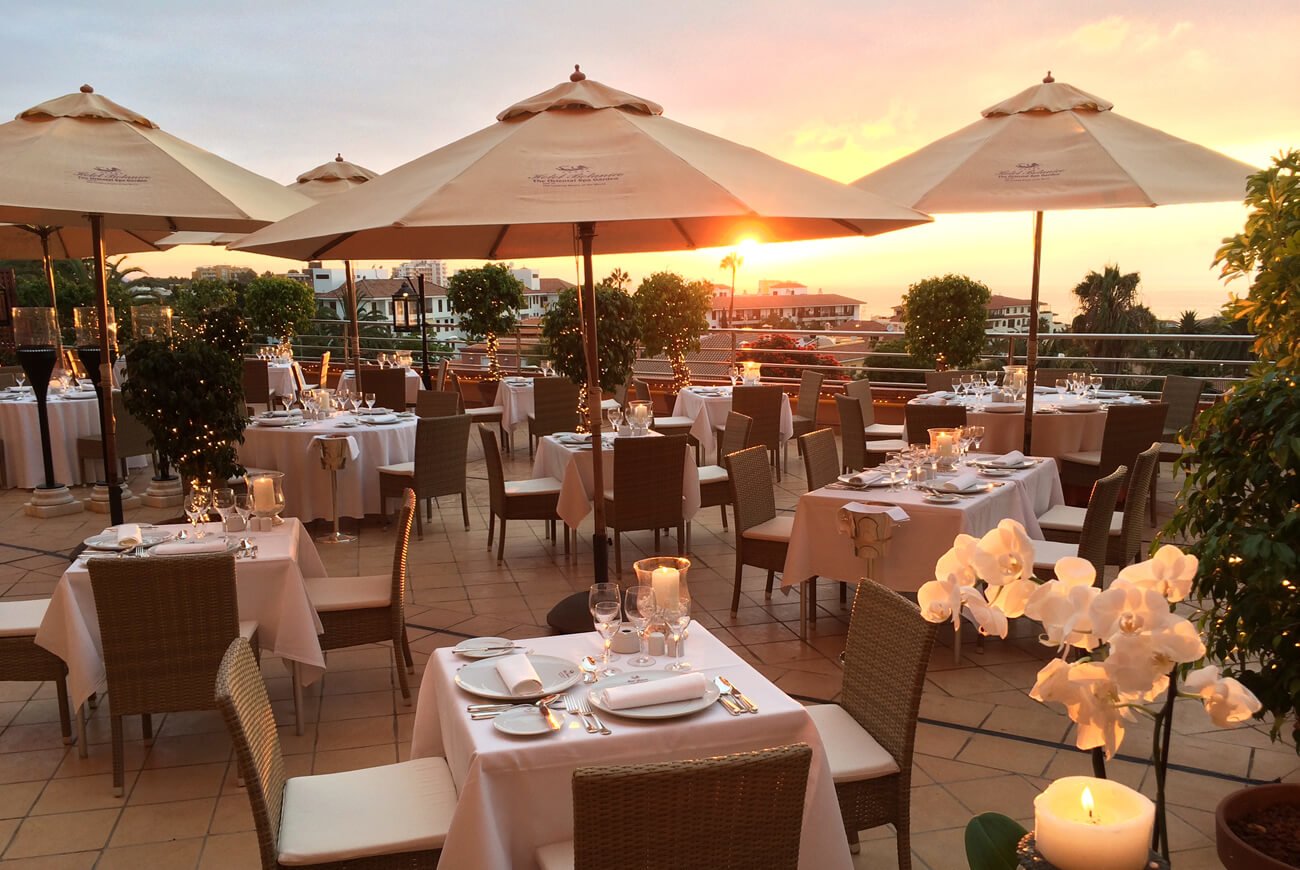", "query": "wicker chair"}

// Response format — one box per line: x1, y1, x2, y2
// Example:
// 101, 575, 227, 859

904, 402, 968, 446
923, 369, 982, 392
1033, 368, 1073, 391
799, 428, 840, 491
215, 638, 455, 869
1156, 375, 1205, 470
835, 395, 903, 471
444, 367, 508, 450
415, 389, 462, 418
433, 358, 449, 391
76, 391, 152, 483
807, 579, 937, 866
845, 378, 904, 440
527, 377, 580, 458
604, 434, 688, 576
377, 415, 470, 538
1031, 466, 1128, 580
788, 370, 825, 461
1059, 404, 1168, 517
307, 489, 417, 703
243, 358, 271, 412
480, 425, 565, 563
0, 599, 81, 754
1040, 443, 1160, 567
730, 385, 785, 480
536, 743, 813, 870
357, 366, 408, 411
725, 445, 792, 614
697, 412, 752, 530
89, 553, 259, 795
